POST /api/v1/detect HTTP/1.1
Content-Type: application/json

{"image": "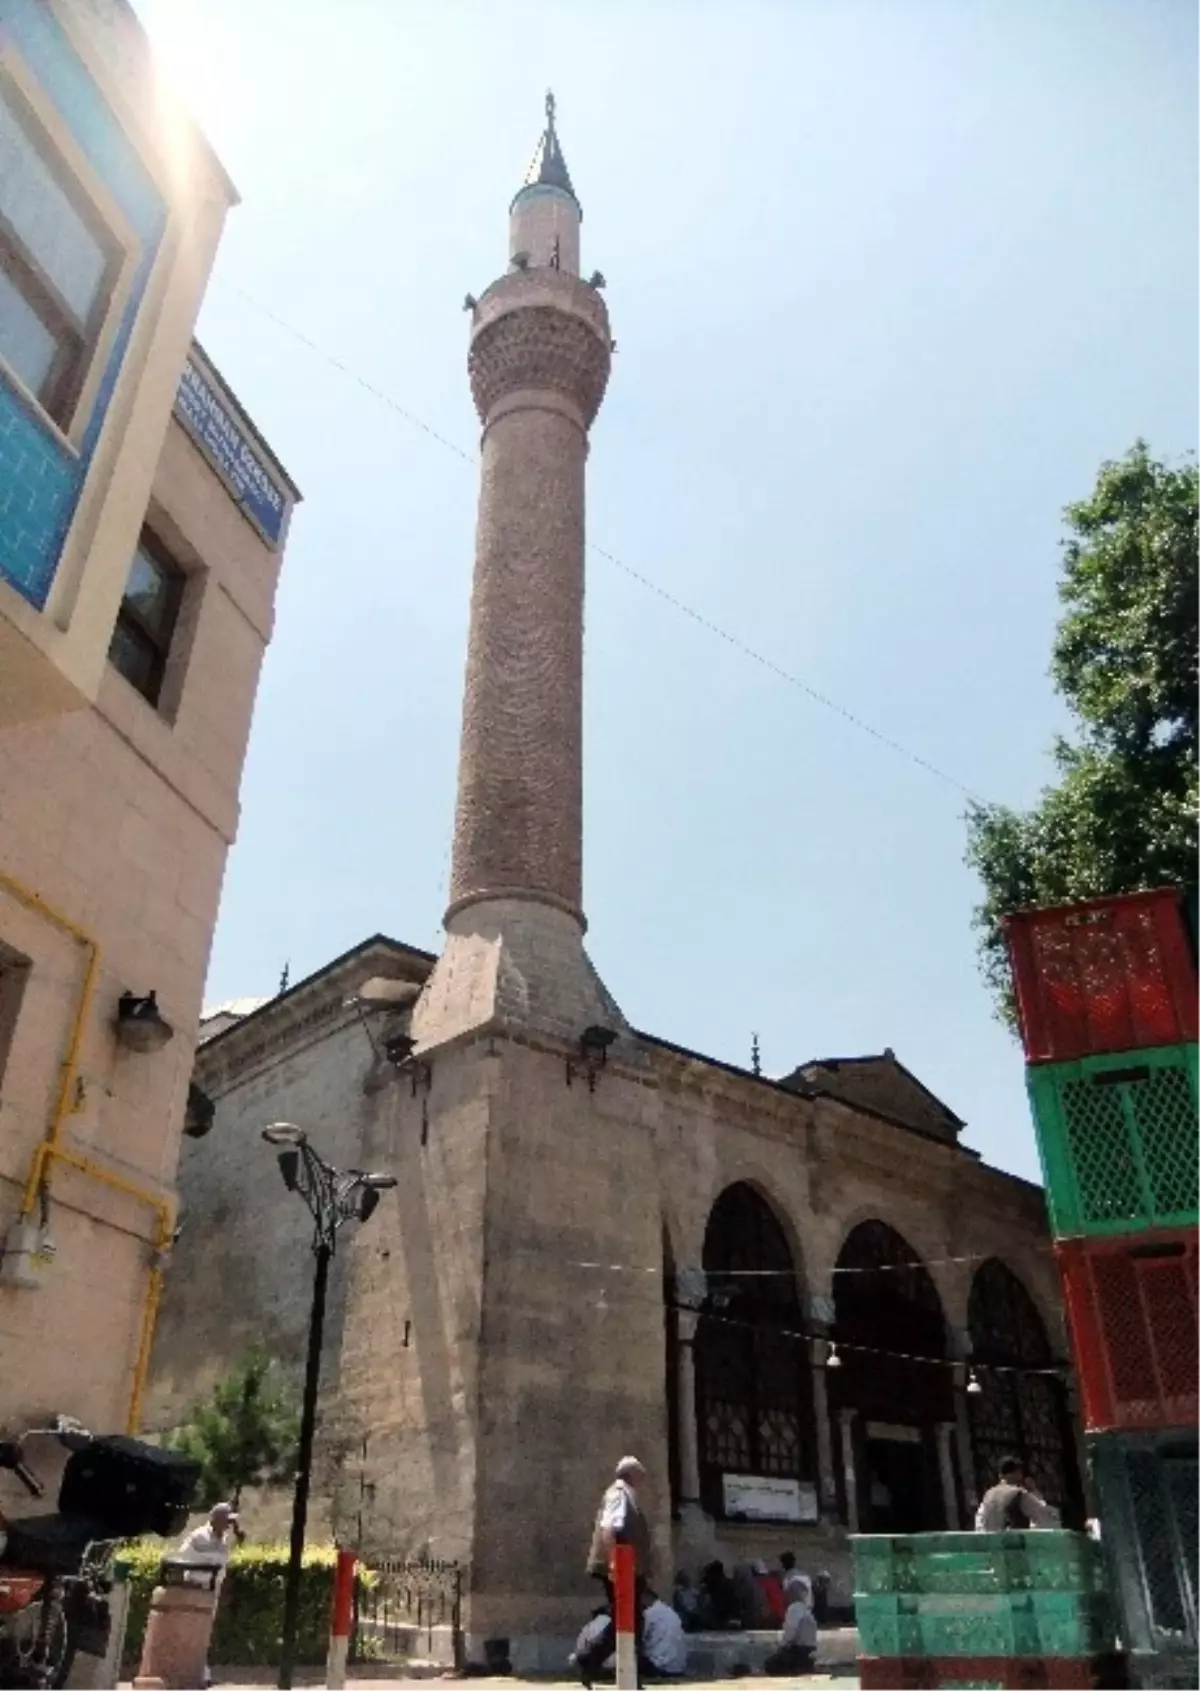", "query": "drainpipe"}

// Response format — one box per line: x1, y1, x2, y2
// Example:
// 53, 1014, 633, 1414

1, 868, 175, 1432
